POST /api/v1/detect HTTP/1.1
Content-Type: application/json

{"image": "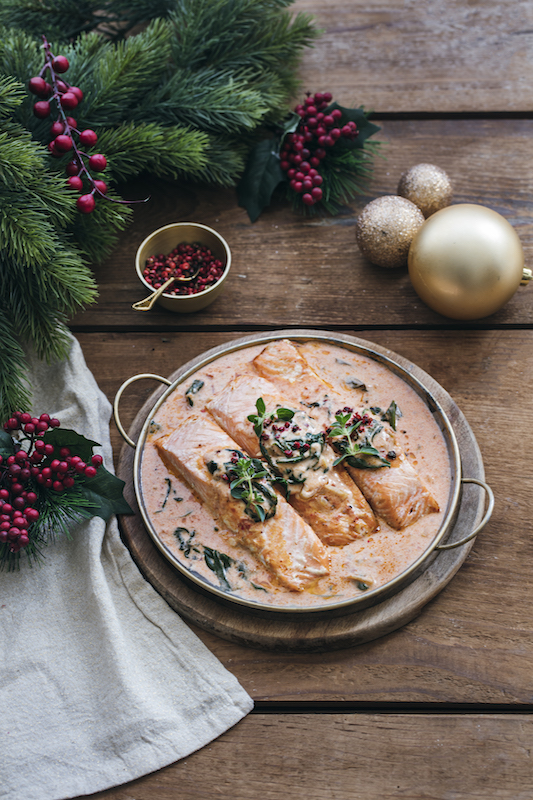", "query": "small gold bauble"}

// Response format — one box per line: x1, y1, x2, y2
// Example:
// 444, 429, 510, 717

355, 195, 425, 269
398, 163, 453, 218
408, 203, 525, 320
